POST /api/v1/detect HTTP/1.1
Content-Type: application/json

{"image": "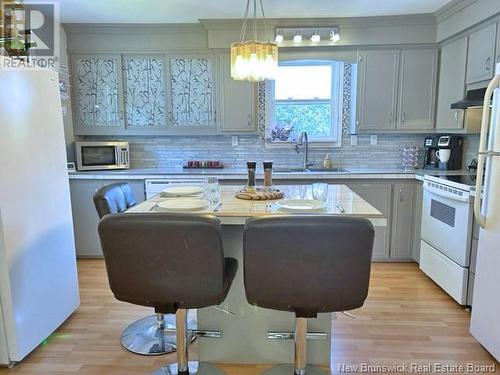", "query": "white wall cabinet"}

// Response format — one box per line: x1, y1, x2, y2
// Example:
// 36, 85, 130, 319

355, 48, 438, 133
69, 179, 145, 257
436, 37, 468, 130
356, 50, 399, 131
123, 55, 168, 130
71, 54, 219, 136
496, 22, 500, 65
397, 49, 437, 131
72, 55, 125, 135
169, 56, 216, 129
466, 23, 497, 85
218, 54, 256, 133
